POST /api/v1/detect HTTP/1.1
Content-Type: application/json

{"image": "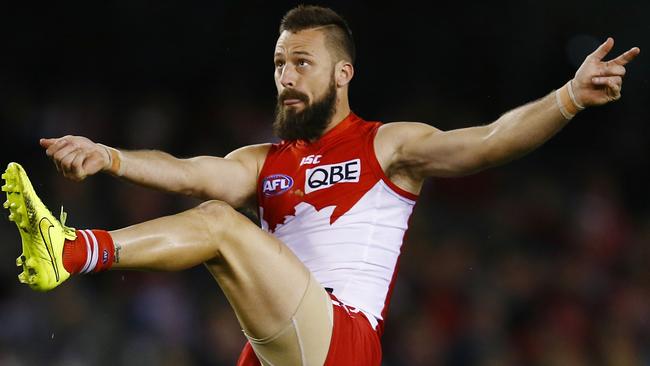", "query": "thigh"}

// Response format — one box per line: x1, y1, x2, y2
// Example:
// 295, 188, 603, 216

241, 272, 333, 366
203, 208, 332, 346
